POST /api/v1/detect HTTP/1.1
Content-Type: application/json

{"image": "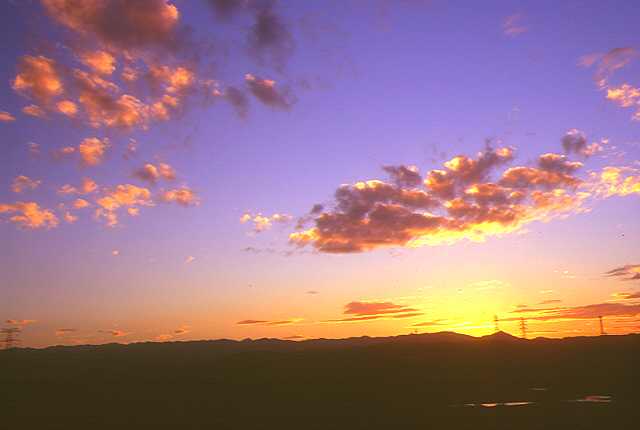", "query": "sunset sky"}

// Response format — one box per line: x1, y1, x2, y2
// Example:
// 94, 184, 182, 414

1, 0, 639, 348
